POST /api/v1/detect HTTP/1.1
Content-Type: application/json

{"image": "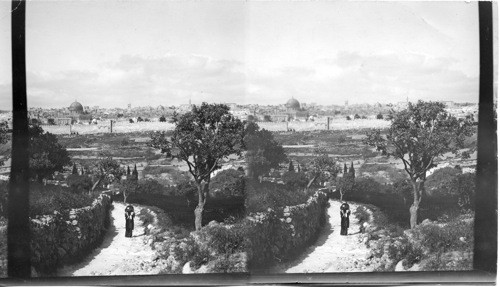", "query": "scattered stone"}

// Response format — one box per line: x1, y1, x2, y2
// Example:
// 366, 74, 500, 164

394, 260, 405, 272
182, 262, 193, 274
